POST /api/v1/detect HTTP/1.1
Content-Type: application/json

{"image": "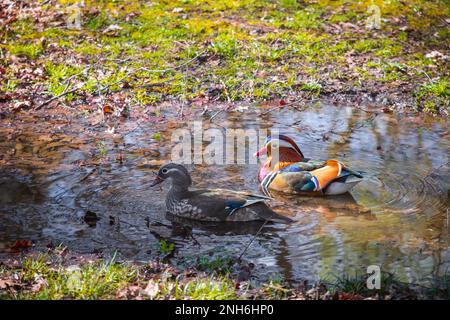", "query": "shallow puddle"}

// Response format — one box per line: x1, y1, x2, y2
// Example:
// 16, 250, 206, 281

0, 103, 448, 285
